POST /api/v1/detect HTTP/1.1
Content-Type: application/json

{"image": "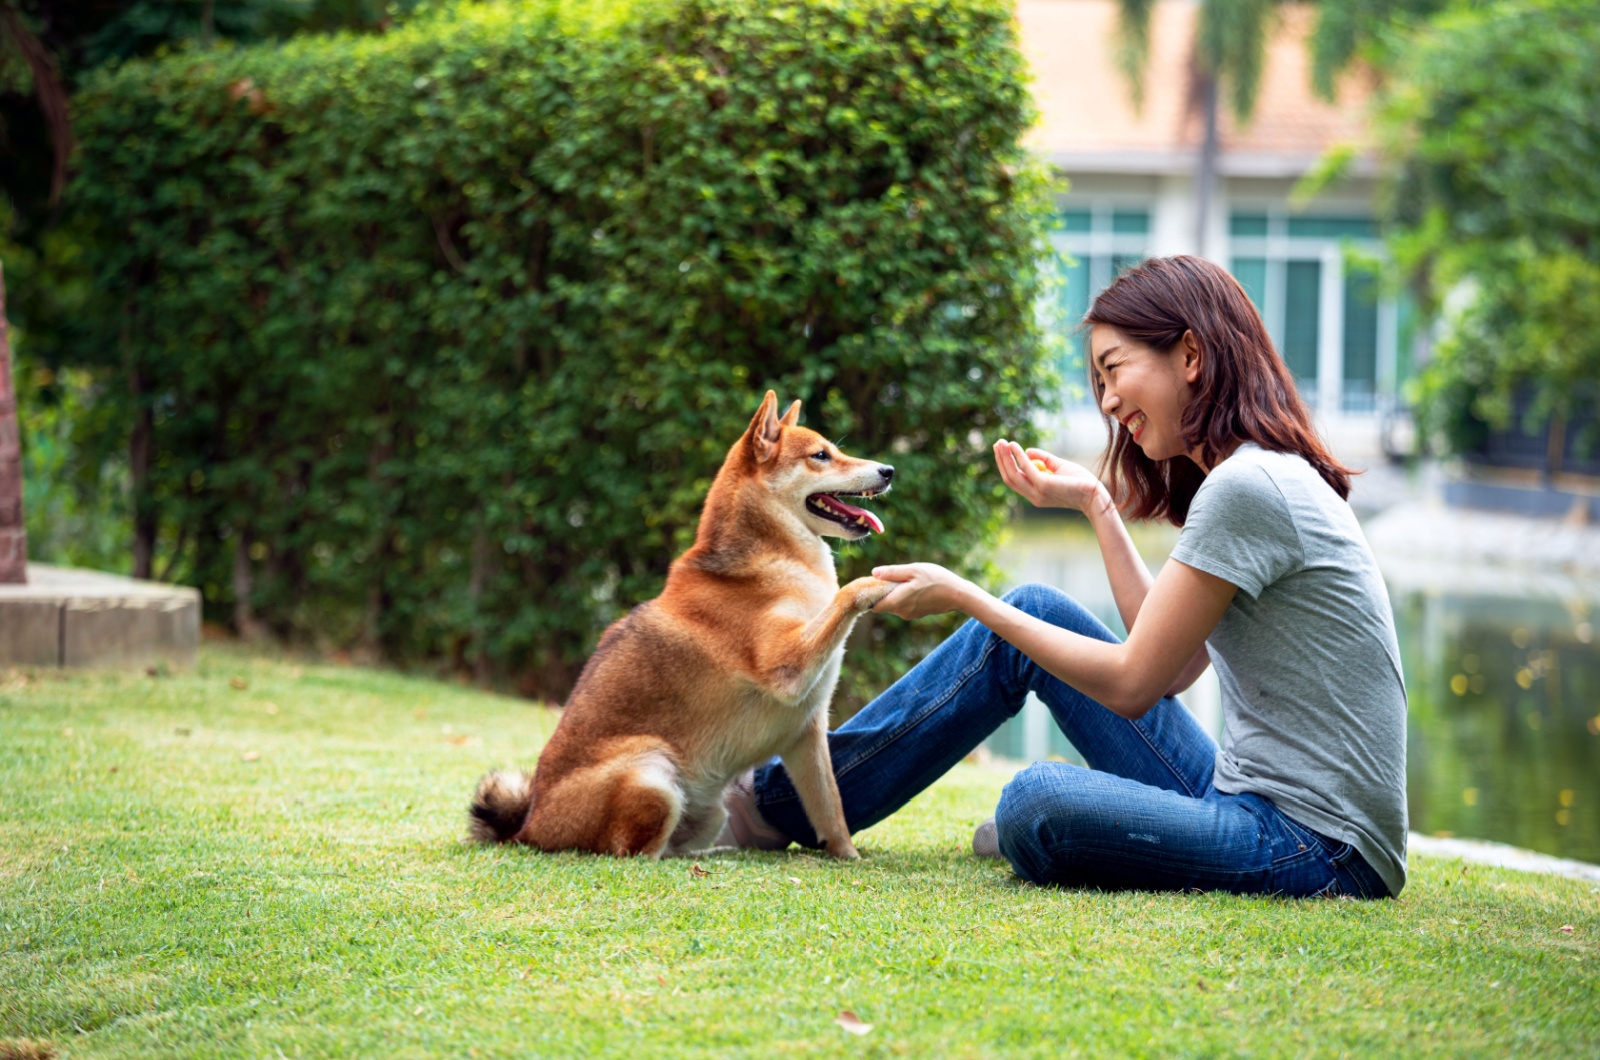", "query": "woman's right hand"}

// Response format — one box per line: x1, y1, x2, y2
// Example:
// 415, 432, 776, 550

992, 439, 1111, 516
